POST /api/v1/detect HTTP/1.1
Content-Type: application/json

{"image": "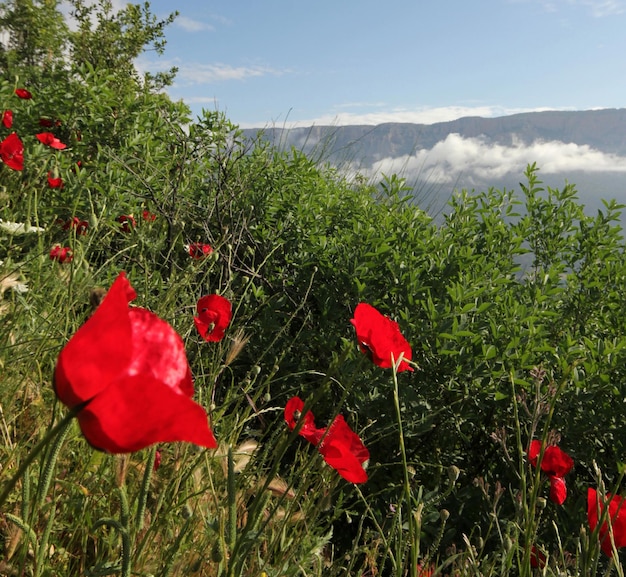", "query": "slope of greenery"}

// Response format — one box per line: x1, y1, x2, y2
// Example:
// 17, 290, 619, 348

2, 2, 626, 576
